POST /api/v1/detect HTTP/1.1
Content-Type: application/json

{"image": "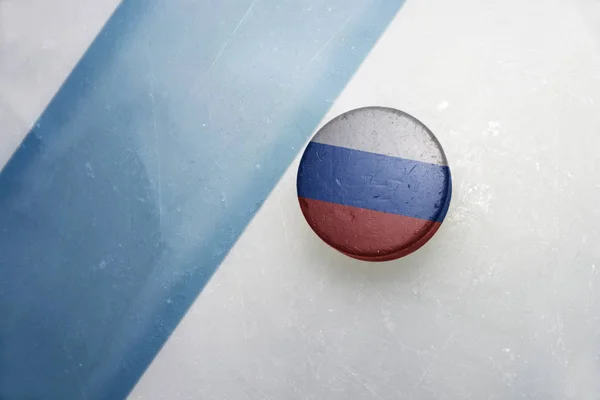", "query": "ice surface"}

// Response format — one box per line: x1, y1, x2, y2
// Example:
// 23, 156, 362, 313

132, 0, 600, 399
